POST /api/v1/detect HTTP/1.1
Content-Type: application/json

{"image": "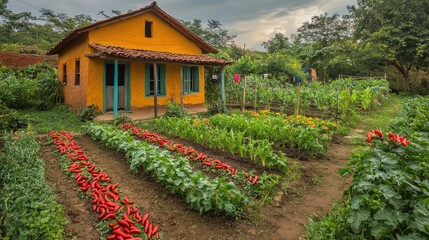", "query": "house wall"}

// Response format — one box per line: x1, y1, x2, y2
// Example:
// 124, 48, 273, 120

60, 10, 207, 112
57, 33, 90, 109
86, 60, 205, 110
84, 10, 205, 111
88, 12, 202, 55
